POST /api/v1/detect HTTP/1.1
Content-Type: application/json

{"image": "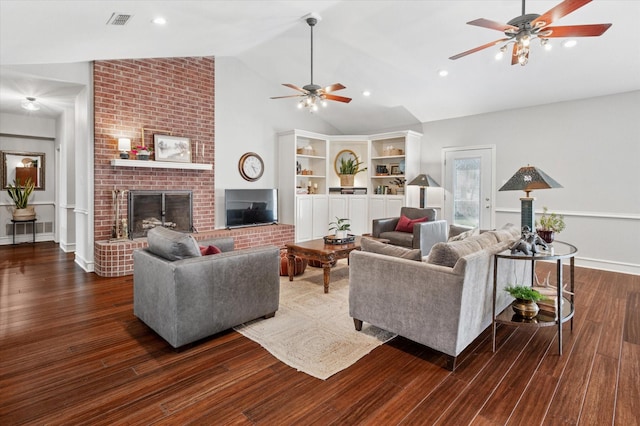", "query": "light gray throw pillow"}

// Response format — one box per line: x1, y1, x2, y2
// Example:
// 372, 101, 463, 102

361, 237, 422, 261
146, 226, 201, 261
